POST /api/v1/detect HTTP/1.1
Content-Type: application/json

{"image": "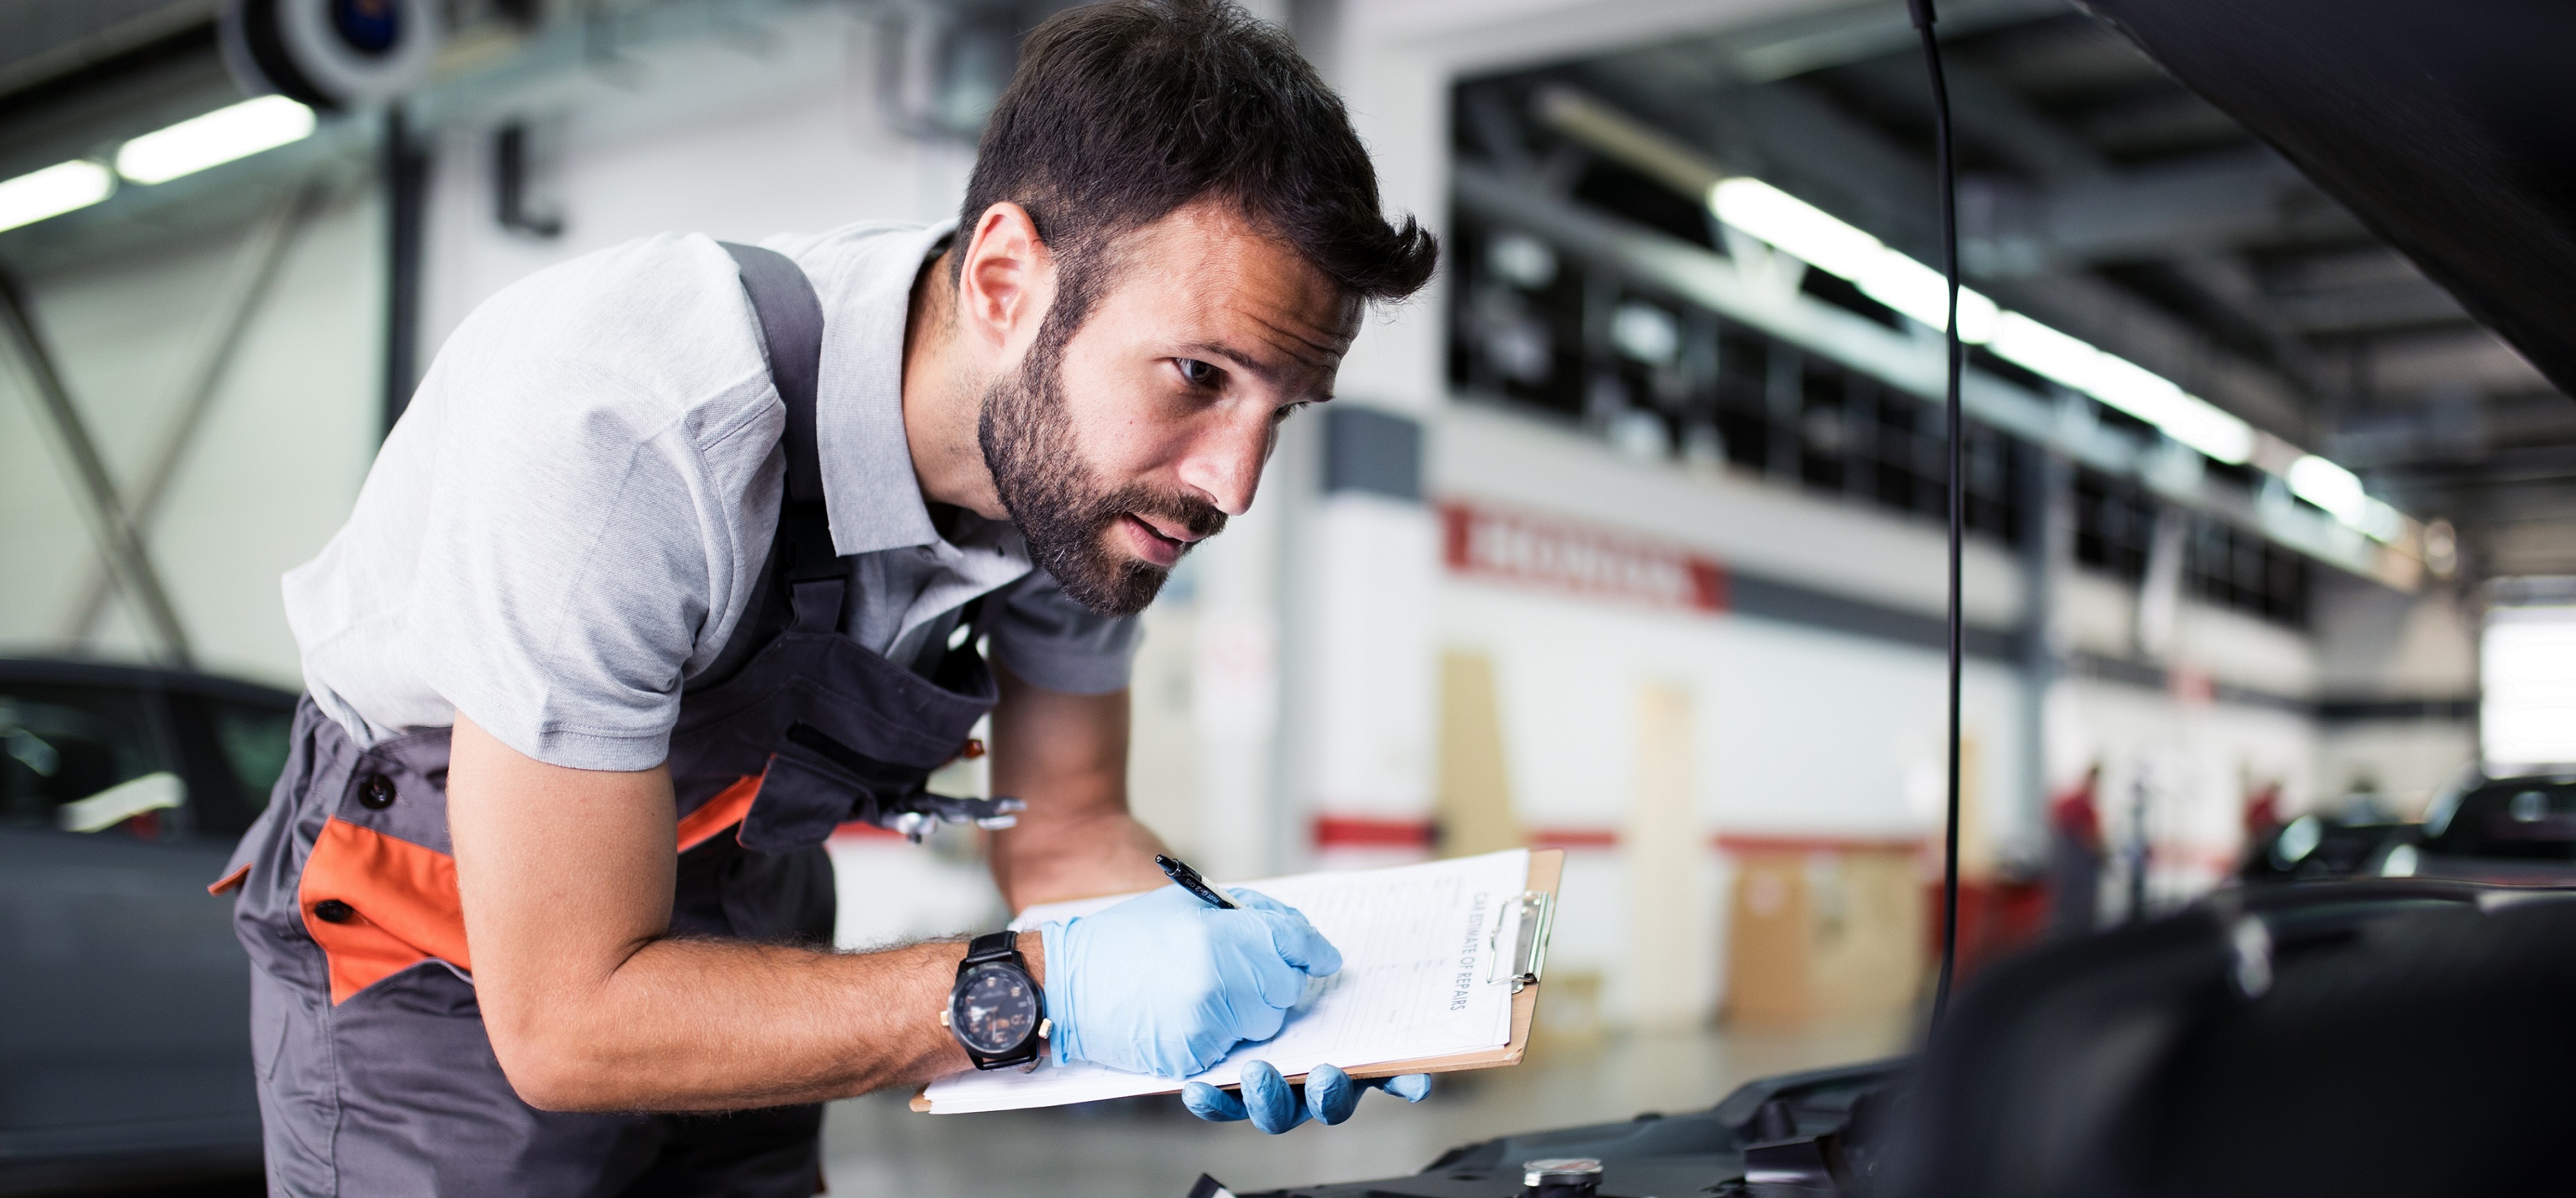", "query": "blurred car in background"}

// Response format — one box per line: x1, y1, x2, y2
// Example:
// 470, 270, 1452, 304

2242, 808, 2417, 883
2242, 773, 2576, 887
2402, 775, 2576, 885
0, 658, 295, 1192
